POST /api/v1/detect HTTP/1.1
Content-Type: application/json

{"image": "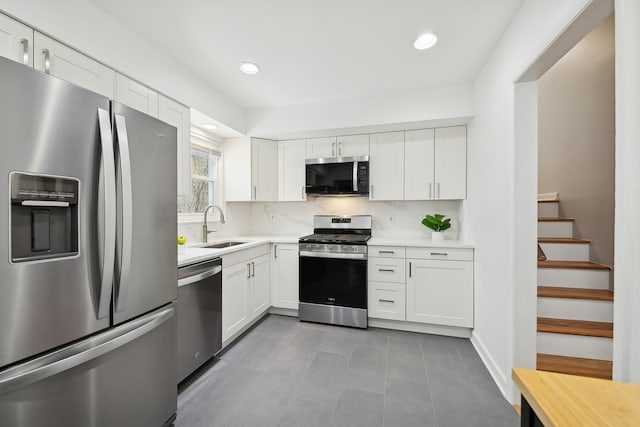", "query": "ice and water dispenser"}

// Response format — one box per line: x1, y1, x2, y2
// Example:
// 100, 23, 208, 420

10, 172, 79, 262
